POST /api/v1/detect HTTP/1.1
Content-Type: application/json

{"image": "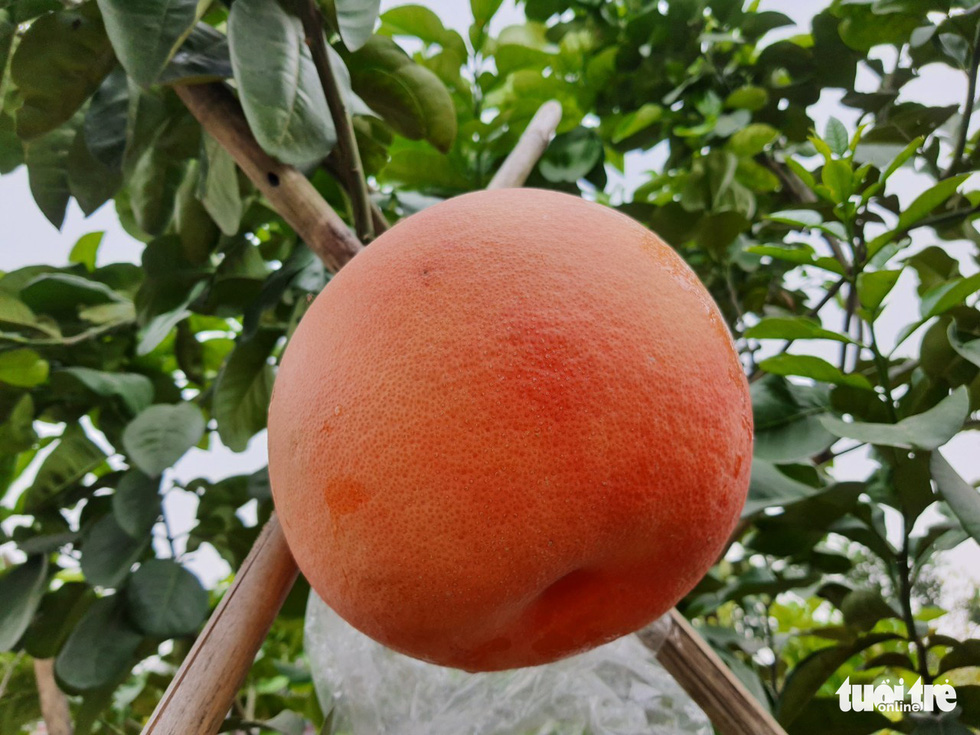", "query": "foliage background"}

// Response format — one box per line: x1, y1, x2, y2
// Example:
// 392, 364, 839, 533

1, 0, 980, 733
